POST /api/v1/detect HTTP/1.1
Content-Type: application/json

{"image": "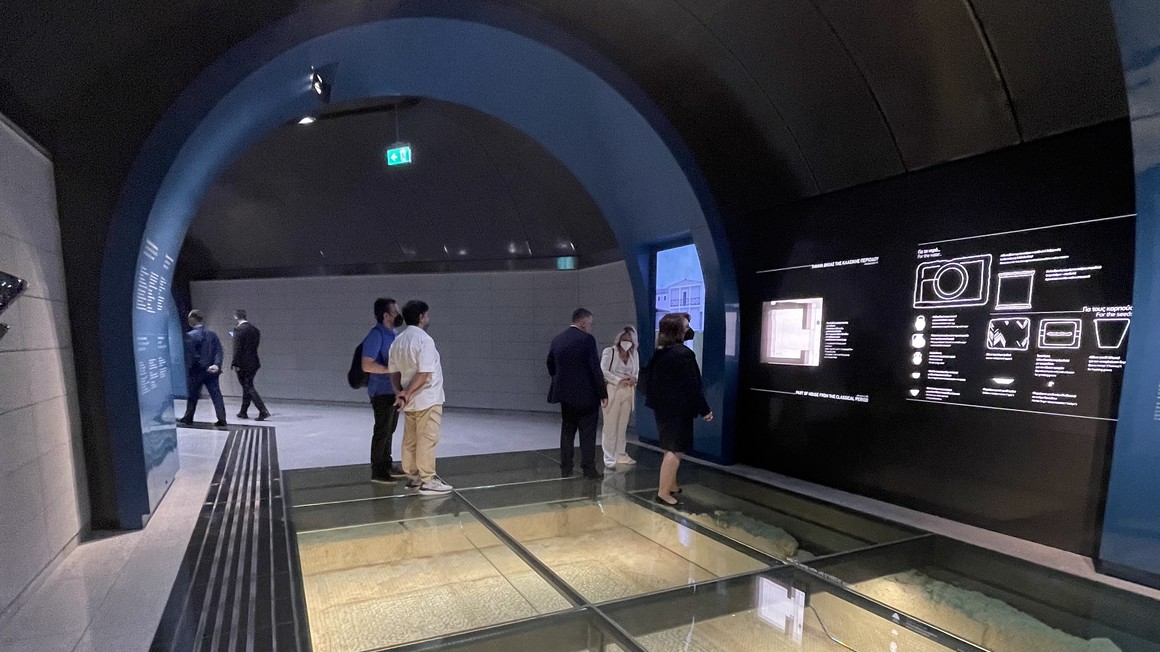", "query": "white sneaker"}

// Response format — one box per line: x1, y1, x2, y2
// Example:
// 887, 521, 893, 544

617, 456, 637, 466
605, 462, 617, 470
419, 478, 453, 495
